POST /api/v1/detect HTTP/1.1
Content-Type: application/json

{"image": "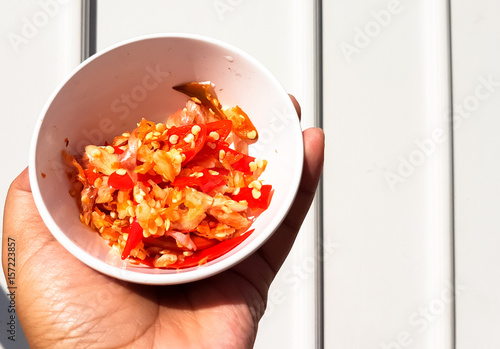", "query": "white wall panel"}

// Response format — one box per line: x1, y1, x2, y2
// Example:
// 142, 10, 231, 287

322, 0, 454, 347
451, 1, 500, 348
